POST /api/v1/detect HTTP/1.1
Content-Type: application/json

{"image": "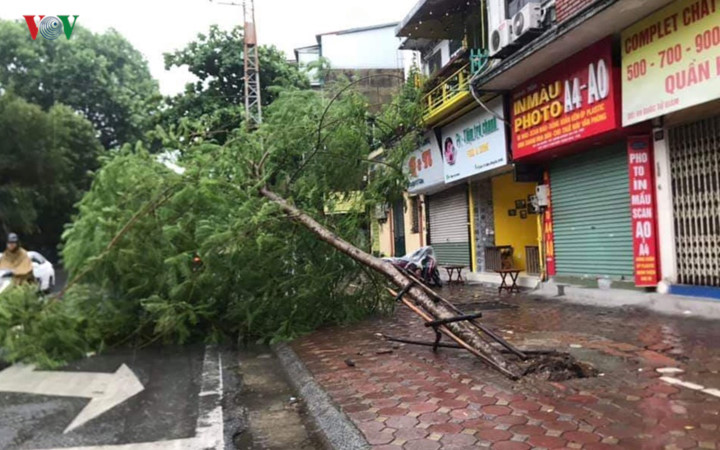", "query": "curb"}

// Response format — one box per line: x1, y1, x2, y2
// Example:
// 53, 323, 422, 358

272, 342, 370, 450
534, 281, 720, 320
